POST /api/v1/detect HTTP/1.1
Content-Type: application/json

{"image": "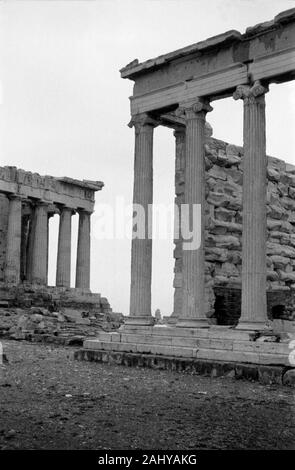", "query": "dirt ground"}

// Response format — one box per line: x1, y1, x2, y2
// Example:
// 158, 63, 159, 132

0, 339, 294, 450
